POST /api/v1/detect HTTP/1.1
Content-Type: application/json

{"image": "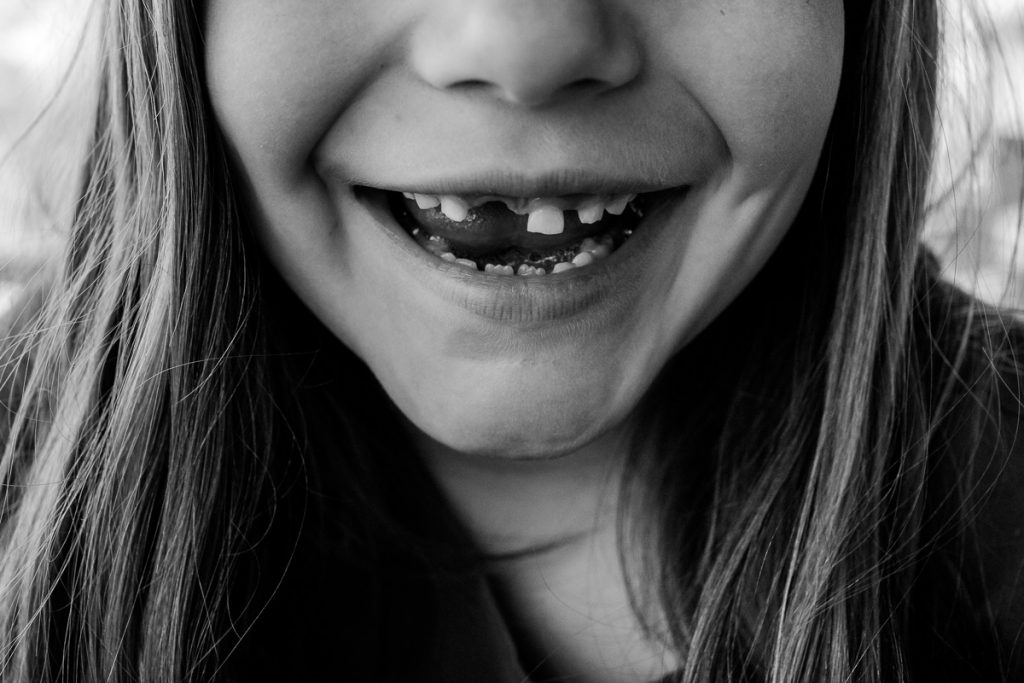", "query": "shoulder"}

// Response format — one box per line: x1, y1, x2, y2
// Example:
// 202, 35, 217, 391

951, 295, 1024, 669
914, 263, 1024, 667
973, 407, 1024, 674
